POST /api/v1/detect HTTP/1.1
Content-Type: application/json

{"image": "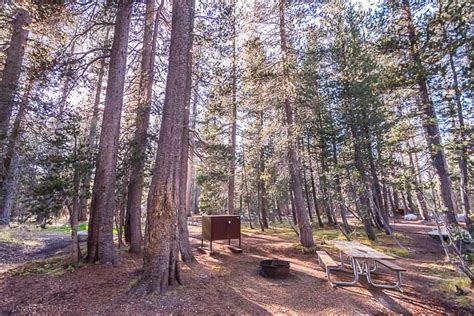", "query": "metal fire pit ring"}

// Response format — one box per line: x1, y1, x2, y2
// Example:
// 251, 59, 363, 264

260, 259, 290, 279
